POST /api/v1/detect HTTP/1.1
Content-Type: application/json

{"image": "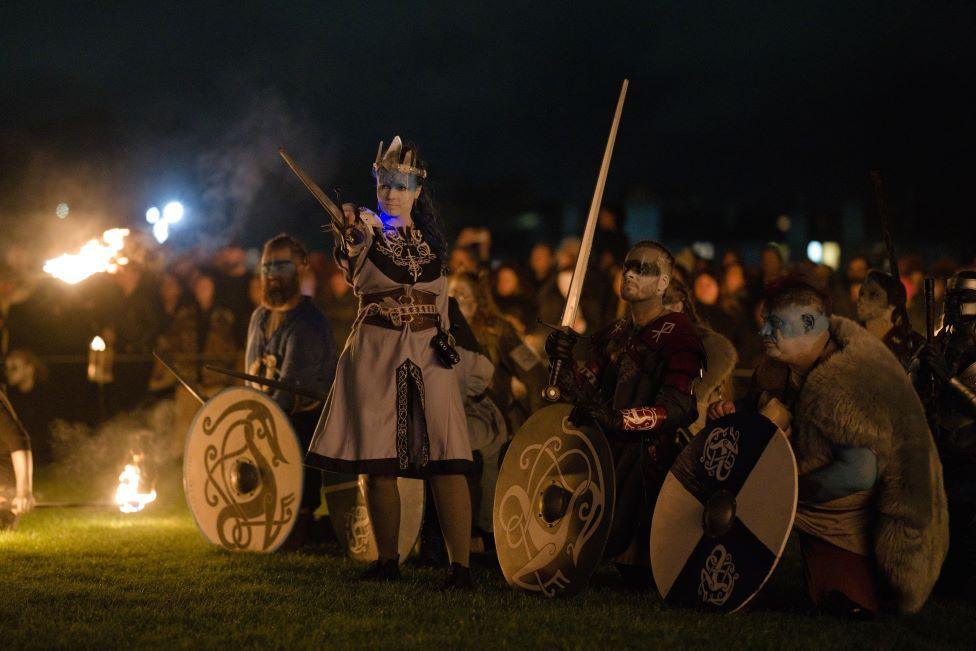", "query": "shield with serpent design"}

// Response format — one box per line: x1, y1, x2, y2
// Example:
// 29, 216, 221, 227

183, 387, 303, 552
493, 403, 616, 597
